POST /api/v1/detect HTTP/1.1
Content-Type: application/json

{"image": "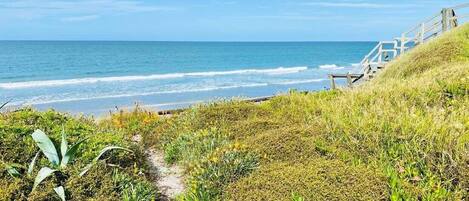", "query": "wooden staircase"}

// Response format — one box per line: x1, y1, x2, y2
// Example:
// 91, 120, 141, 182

329, 4, 469, 89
